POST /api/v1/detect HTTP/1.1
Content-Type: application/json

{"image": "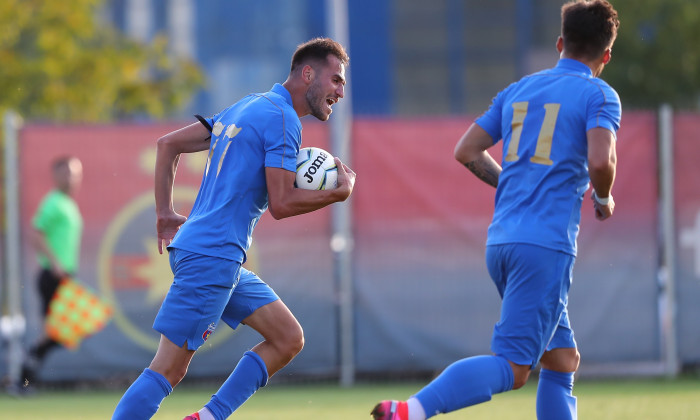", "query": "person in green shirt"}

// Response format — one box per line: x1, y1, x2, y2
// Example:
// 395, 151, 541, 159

21, 156, 83, 388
